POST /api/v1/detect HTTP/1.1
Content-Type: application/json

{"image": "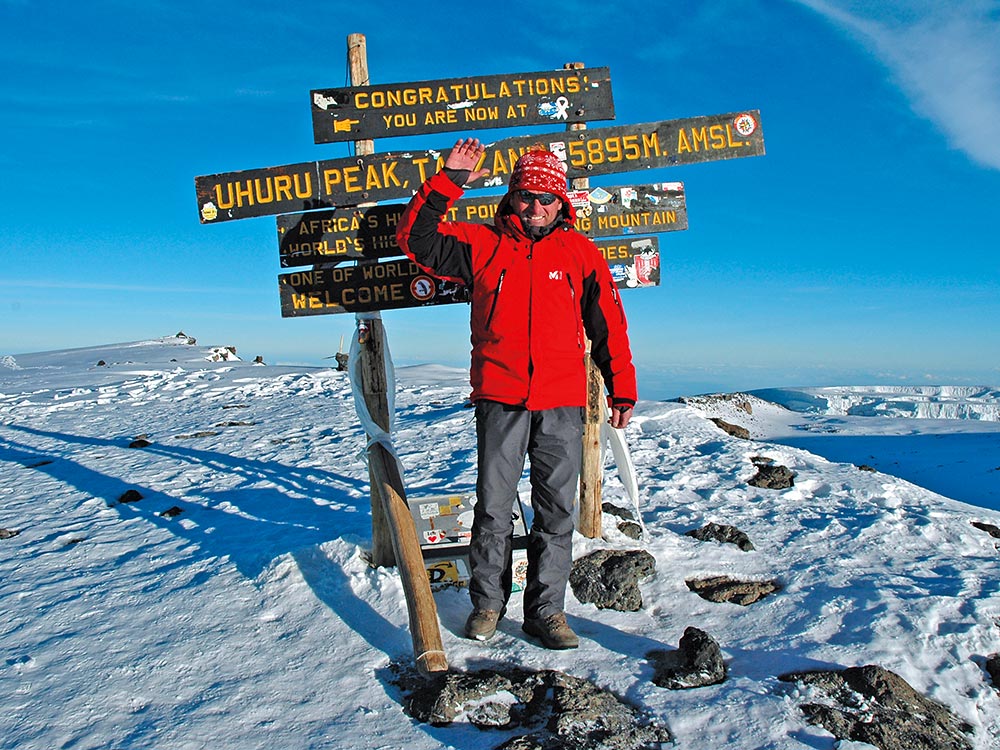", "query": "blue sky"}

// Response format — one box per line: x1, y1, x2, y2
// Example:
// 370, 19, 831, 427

2, 0, 998, 399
